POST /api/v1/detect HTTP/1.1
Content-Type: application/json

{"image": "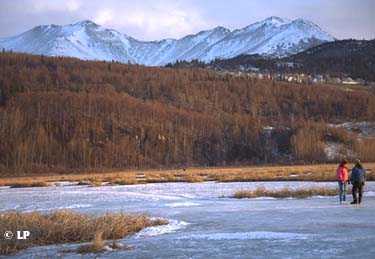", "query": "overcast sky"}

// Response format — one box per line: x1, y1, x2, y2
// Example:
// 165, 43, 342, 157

0, 0, 374, 40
